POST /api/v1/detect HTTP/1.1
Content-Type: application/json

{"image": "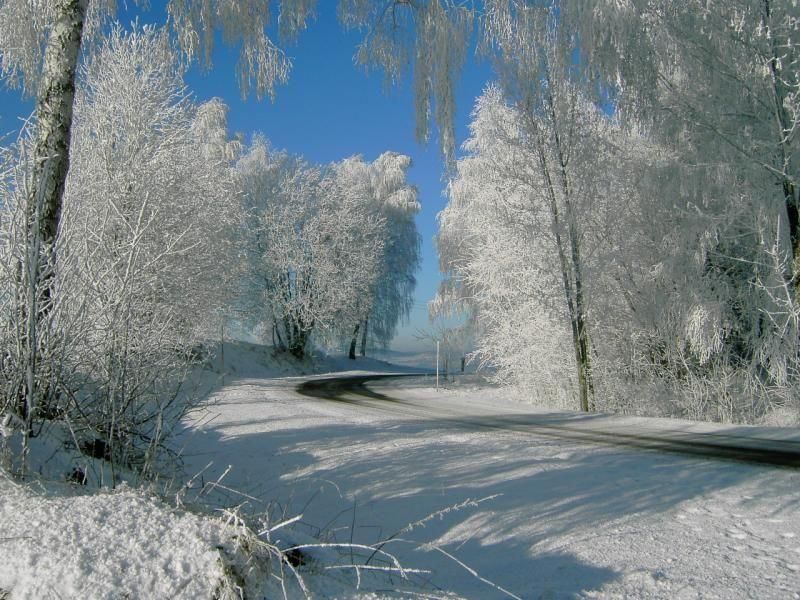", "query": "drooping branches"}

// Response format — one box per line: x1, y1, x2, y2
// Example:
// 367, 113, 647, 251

238, 140, 403, 359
